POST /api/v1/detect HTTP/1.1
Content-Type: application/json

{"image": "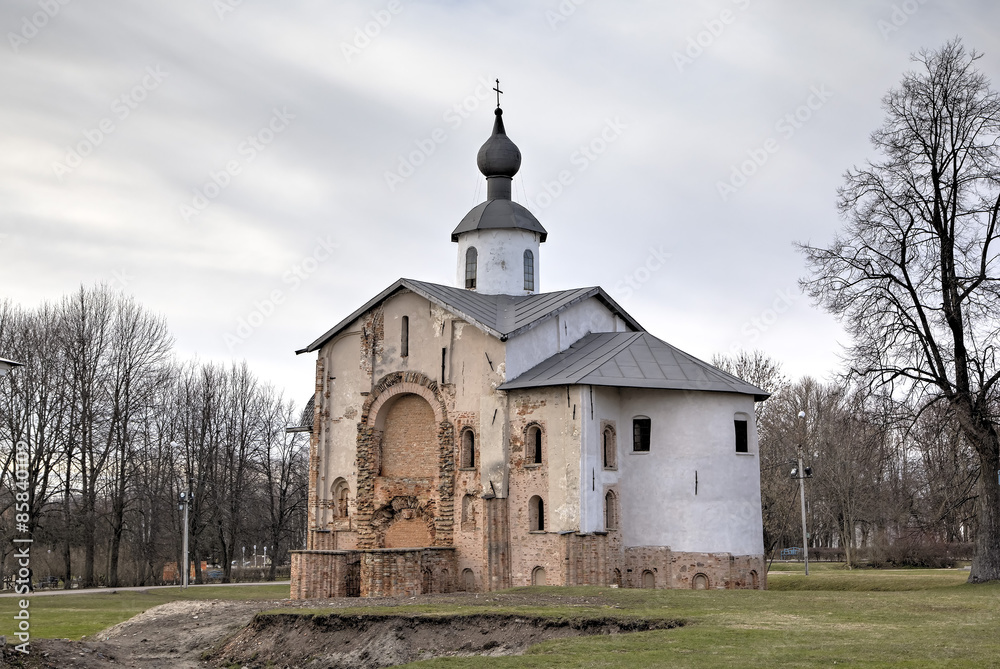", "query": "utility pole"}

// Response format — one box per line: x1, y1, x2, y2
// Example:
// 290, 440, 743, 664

179, 490, 193, 588
796, 446, 810, 576
794, 410, 811, 576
